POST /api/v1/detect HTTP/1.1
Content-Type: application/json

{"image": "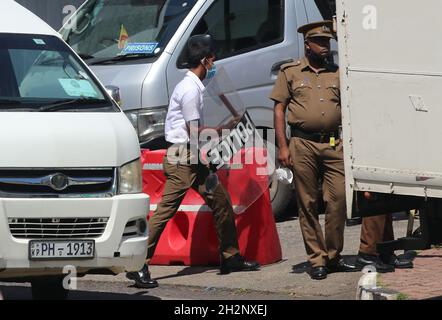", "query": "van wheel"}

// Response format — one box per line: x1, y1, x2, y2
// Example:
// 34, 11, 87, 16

264, 136, 296, 221
269, 173, 294, 221
31, 276, 69, 300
